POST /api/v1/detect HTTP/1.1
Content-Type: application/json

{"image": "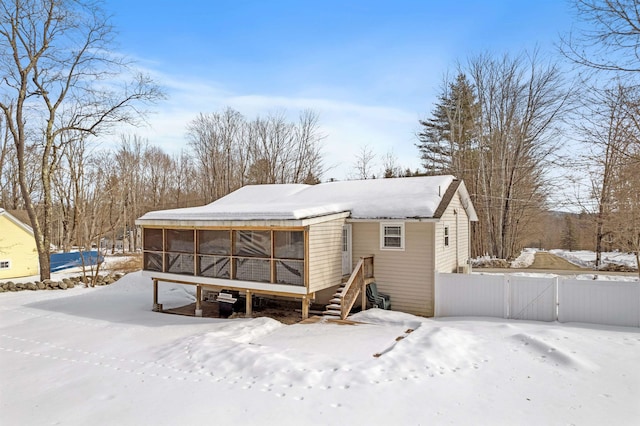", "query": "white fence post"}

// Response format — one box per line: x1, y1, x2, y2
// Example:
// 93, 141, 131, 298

554, 276, 559, 322
504, 274, 510, 319
434, 272, 441, 317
